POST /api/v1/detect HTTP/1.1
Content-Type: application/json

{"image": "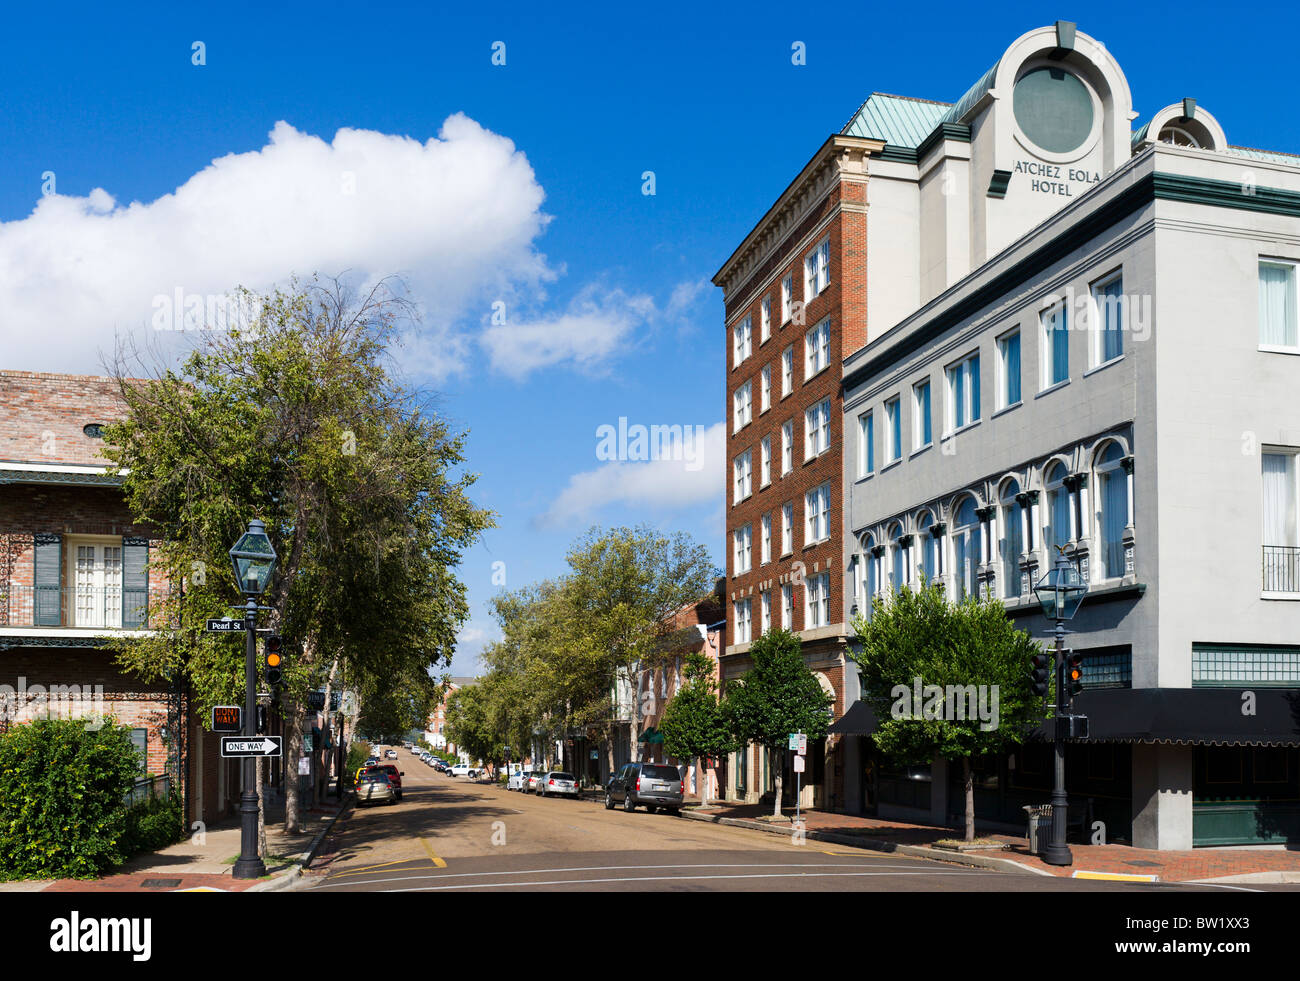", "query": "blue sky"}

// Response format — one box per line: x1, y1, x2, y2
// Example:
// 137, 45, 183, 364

2, 1, 1297, 675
